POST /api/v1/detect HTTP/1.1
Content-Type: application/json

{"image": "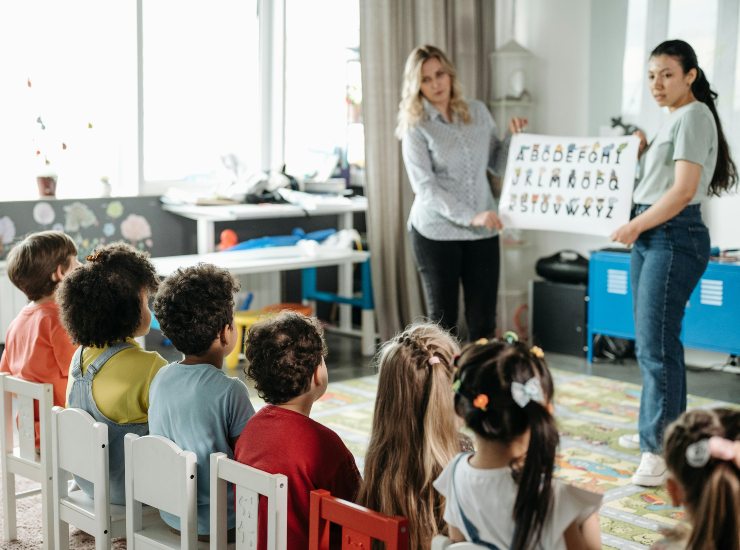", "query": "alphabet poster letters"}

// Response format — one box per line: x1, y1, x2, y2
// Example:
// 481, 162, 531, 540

498, 134, 639, 236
